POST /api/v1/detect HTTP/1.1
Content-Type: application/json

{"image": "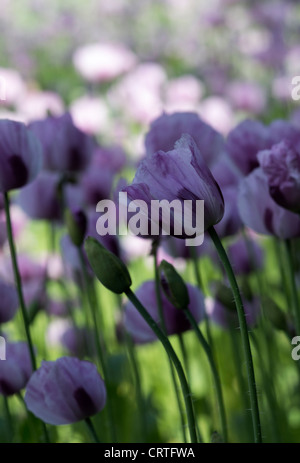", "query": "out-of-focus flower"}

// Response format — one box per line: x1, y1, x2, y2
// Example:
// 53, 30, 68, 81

92, 145, 127, 173
0, 120, 43, 193
161, 234, 212, 261
267, 120, 300, 151
0, 68, 26, 106
272, 76, 294, 101
25, 357, 106, 425
238, 167, 300, 239
29, 113, 93, 173
124, 280, 205, 344
0, 279, 18, 324
226, 119, 269, 175
70, 96, 109, 135
226, 81, 266, 115
46, 319, 89, 357
81, 165, 114, 207
227, 237, 264, 275
46, 298, 72, 318
145, 112, 225, 166
17, 171, 61, 221
206, 295, 261, 329
163, 75, 203, 112
0, 212, 7, 247
0, 255, 46, 308
73, 42, 136, 83
108, 63, 166, 125
0, 342, 32, 396
125, 134, 224, 235
198, 97, 234, 135
258, 141, 300, 213
17, 91, 64, 122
